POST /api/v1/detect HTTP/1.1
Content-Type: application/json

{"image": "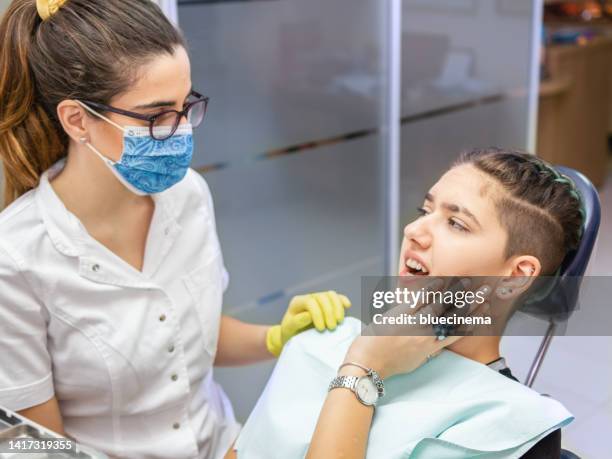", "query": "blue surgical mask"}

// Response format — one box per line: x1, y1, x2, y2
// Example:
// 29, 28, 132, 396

76, 101, 194, 195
